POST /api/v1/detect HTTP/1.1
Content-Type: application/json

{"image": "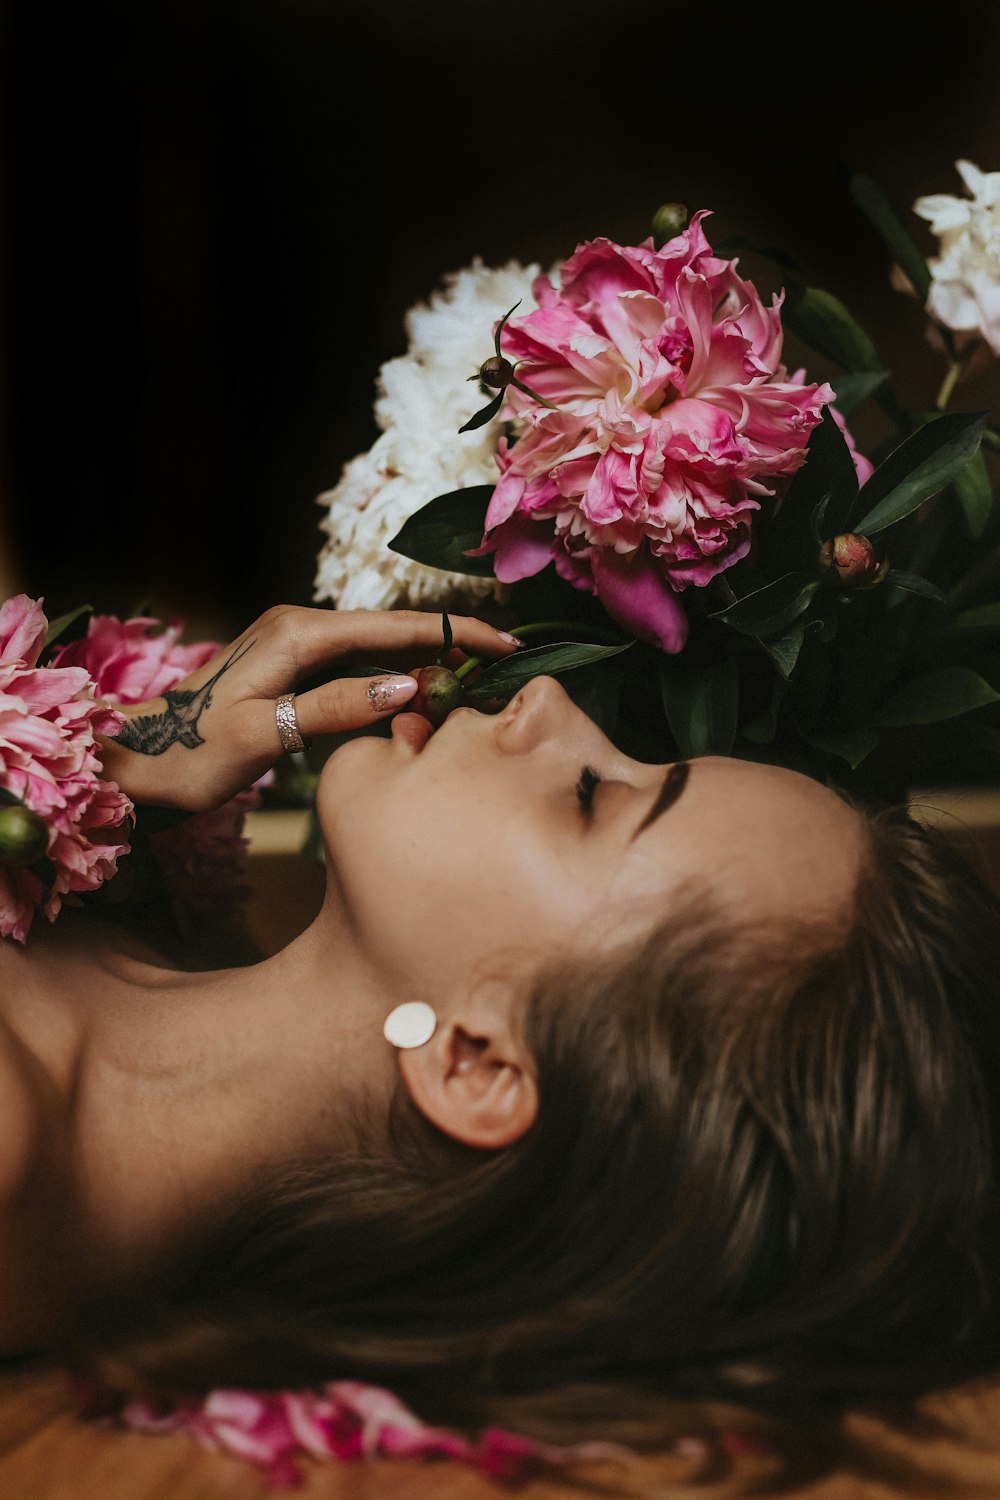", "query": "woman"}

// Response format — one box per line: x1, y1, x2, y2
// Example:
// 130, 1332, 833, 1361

3, 603, 1000, 1453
